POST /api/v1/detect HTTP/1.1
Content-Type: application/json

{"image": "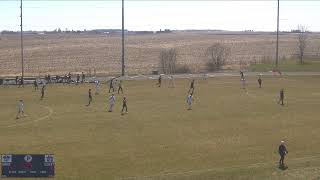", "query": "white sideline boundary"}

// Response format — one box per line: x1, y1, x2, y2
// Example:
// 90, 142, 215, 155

3, 105, 53, 128
116, 155, 320, 180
